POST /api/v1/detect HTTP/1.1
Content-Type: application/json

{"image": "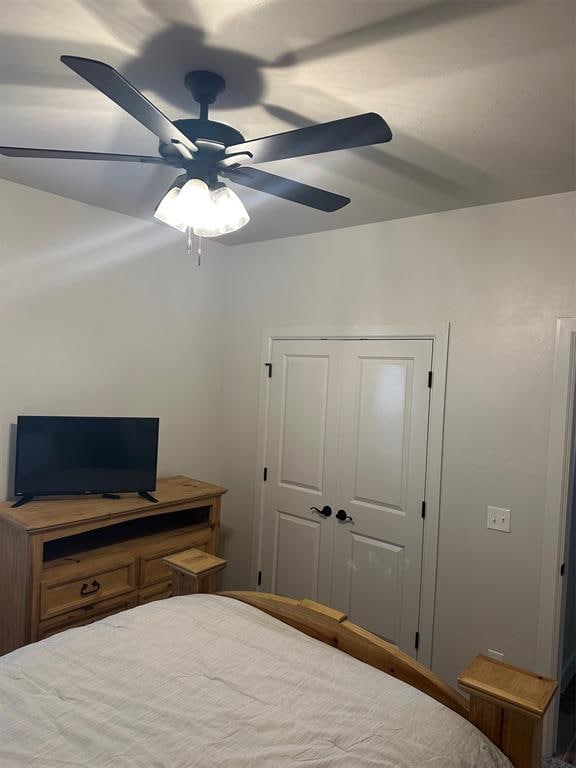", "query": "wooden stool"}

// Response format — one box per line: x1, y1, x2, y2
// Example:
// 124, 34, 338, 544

163, 548, 227, 596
